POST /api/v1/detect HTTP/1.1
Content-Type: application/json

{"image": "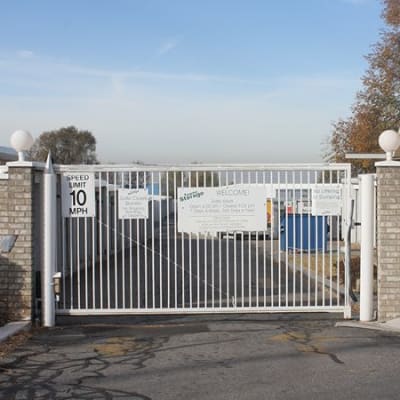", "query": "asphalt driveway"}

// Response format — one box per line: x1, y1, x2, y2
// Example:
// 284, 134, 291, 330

62, 236, 325, 311
1, 314, 400, 399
